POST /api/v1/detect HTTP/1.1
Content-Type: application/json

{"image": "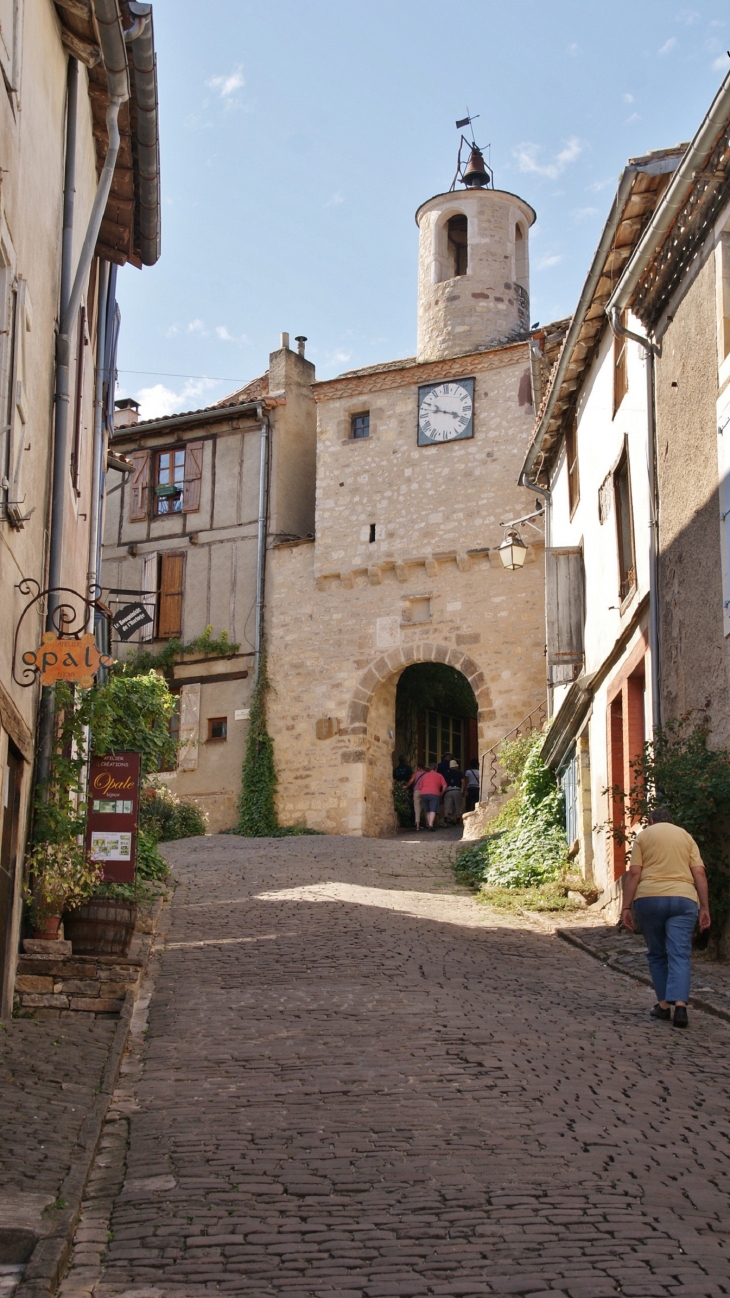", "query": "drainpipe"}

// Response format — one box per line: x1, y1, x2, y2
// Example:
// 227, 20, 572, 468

608, 307, 661, 732
48, 0, 129, 616
86, 261, 110, 624
254, 405, 271, 679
